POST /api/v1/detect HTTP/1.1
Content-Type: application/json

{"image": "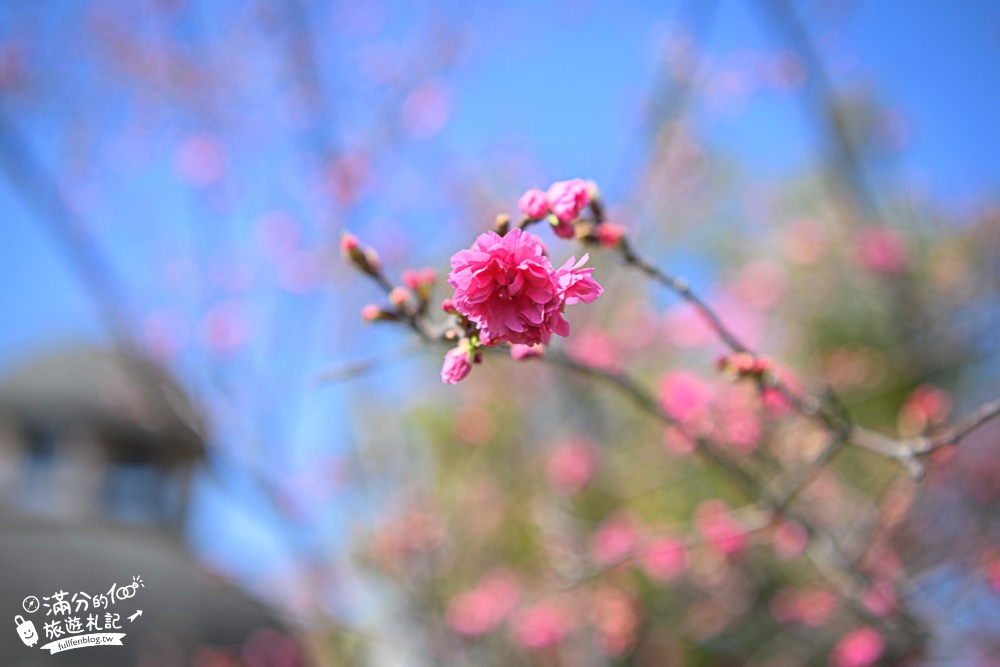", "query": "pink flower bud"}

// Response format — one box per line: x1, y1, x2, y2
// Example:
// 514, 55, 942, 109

830, 627, 885, 667
441, 346, 473, 384
361, 304, 381, 322
518, 188, 549, 219
551, 217, 576, 239
441, 297, 456, 313
339, 232, 359, 254
389, 287, 410, 307
546, 178, 590, 223
595, 223, 625, 249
